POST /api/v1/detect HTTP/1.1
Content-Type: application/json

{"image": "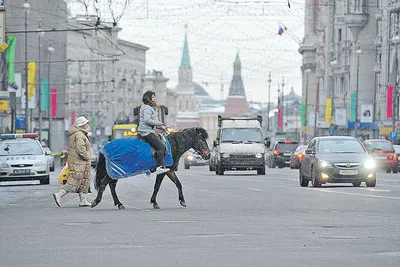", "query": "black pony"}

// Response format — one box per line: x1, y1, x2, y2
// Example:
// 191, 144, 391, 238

91, 127, 210, 209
